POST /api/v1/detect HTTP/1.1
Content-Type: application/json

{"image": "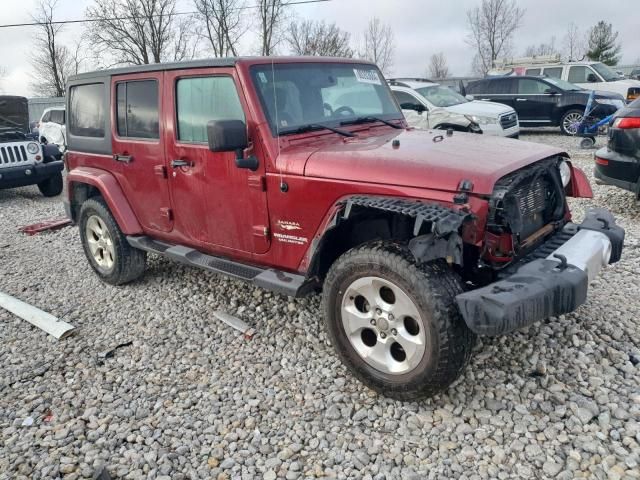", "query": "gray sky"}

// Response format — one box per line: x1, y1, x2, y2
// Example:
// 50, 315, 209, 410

1, 0, 638, 97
